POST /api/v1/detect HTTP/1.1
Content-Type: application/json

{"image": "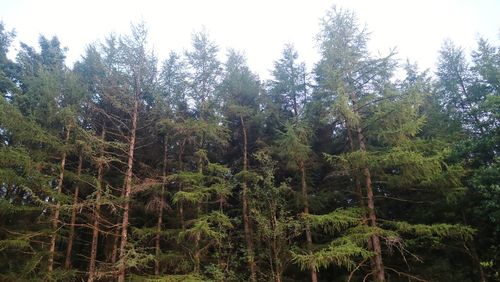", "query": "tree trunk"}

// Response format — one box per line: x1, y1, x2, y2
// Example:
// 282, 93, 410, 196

193, 232, 201, 273
467, 241, 486, 282
193, 149, 204, 273
111, 225, 120, 264
348, 124, 375, 270
271, 205, 282, 282
118, 96, 139, 282
240, 116, 257, 282
65, 153, 83, 269
88, 126, 106, 282
461, 212, 486, 282
356, 125, 385, 282
300, 160, 317, 282
155, 136, 168, 276
48, 125, 71, 273
178, 138, 186, 230
346, 126, 364, 204
346, 89, 385, 282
